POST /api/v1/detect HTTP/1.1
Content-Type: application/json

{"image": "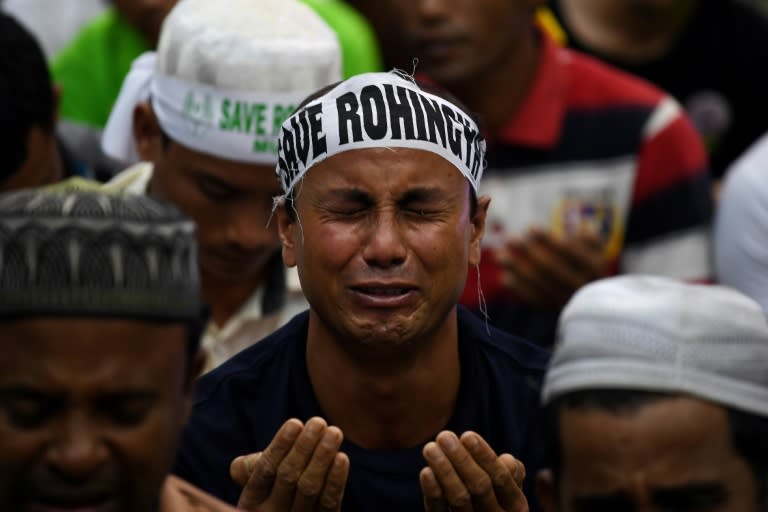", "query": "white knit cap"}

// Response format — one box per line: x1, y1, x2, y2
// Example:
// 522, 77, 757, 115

542, 275, 768, 418
102, 0, 342, 165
